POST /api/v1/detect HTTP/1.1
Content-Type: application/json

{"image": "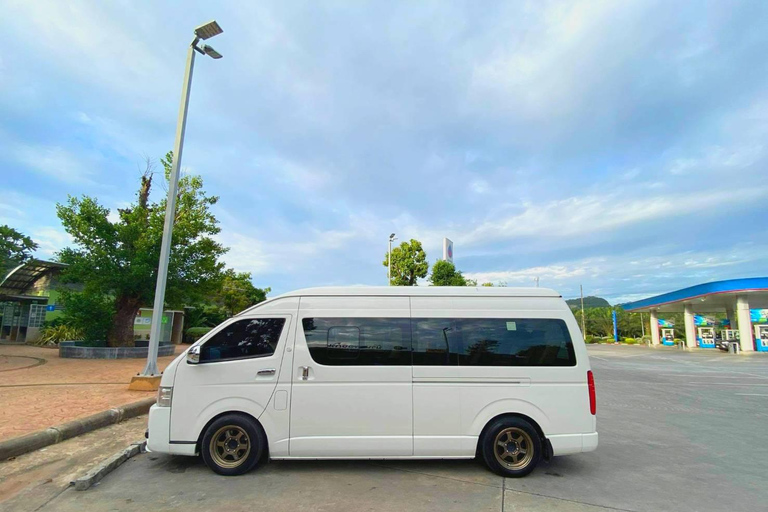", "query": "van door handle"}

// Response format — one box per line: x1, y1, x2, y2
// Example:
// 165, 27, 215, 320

257, 368, 276, 376
301, 366, 310, 380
